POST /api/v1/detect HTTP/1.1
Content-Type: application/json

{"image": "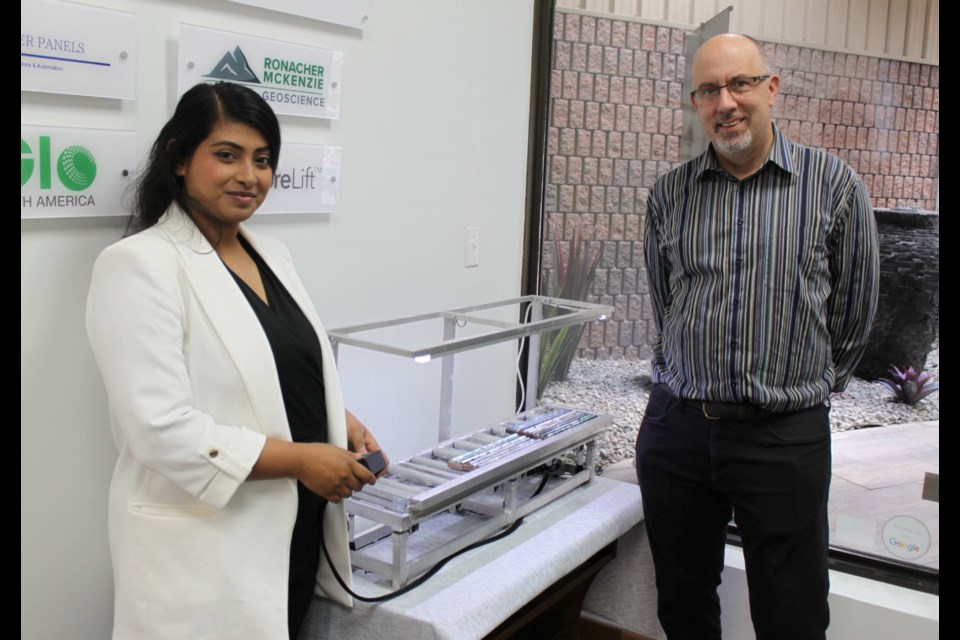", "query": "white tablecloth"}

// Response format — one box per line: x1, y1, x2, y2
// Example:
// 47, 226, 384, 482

302, 476, 643, 640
